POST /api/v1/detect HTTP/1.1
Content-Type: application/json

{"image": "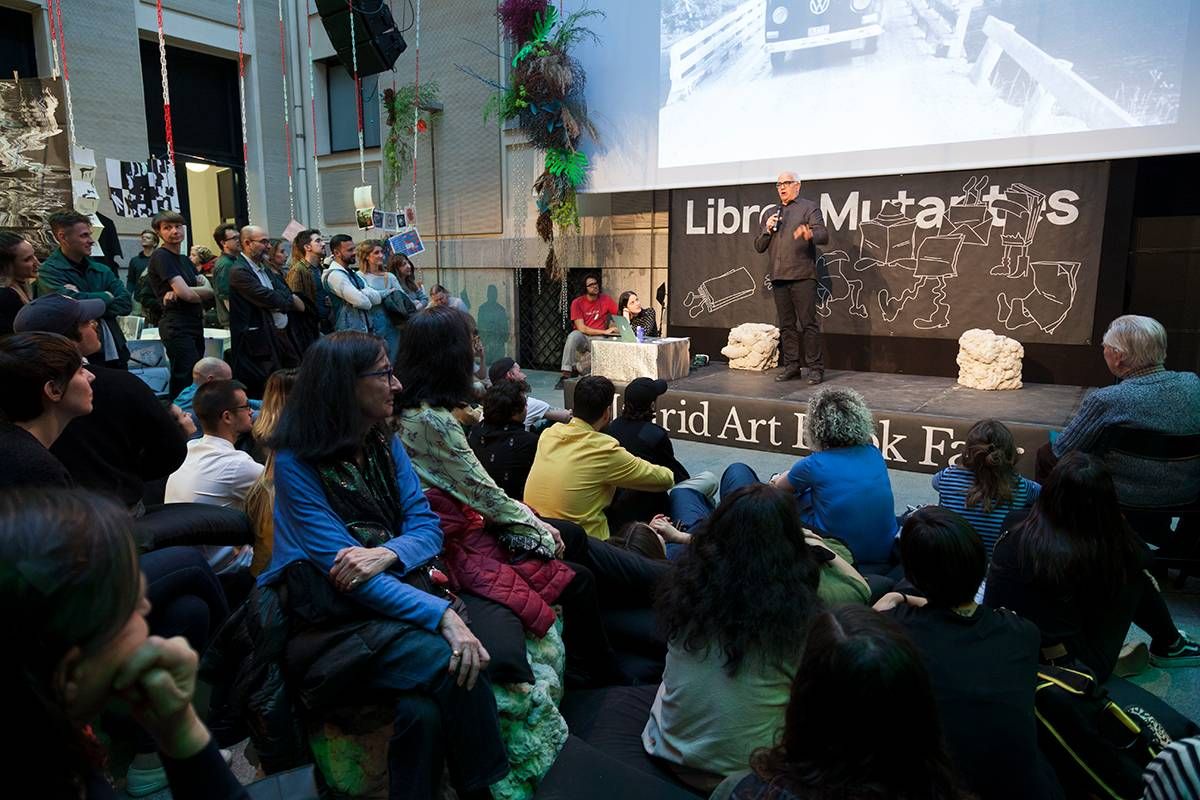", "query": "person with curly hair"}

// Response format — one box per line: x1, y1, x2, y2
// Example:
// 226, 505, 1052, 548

722, 386, 898, 572
711, 605, 971, 800
642, 484, 823, 790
